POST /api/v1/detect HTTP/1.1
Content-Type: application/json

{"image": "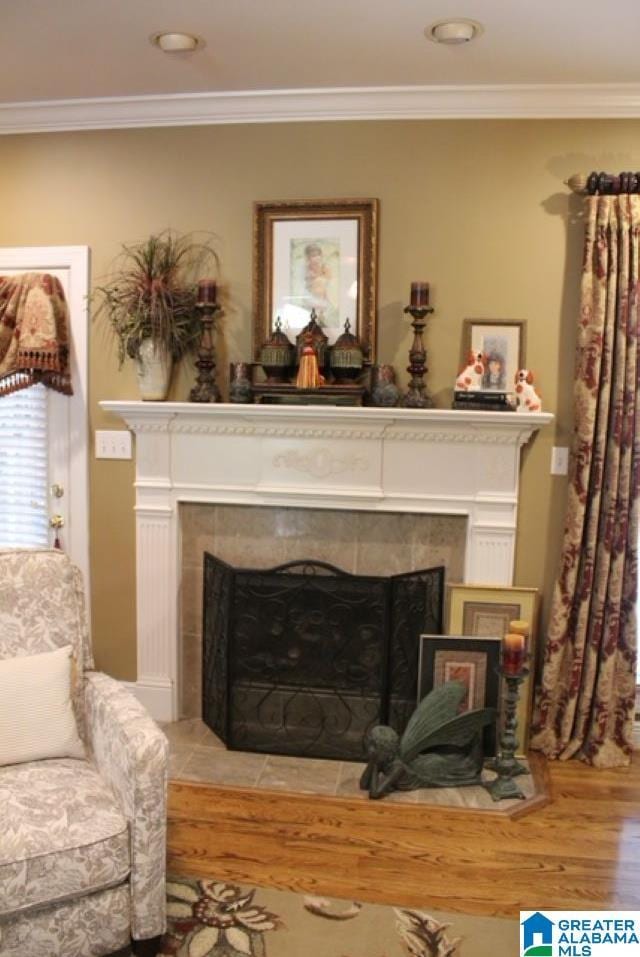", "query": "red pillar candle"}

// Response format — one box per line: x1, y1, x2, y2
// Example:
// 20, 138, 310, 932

197, 279, 217, 305
410, 281, 430, 308
502, 632, 526, 675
